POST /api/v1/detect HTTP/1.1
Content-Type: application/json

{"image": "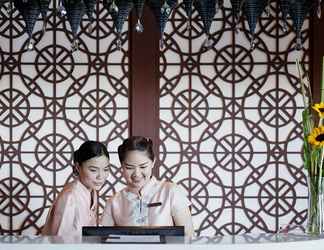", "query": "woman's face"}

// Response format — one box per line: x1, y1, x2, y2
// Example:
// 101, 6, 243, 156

78, 155, 110, 191
122, 150, 154, 191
